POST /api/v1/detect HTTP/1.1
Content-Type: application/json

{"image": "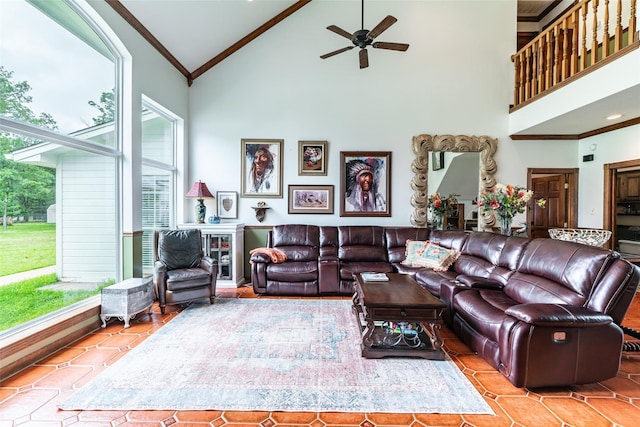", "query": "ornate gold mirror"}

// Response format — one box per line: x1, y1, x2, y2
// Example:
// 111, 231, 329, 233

411, 134, 498, 229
